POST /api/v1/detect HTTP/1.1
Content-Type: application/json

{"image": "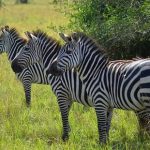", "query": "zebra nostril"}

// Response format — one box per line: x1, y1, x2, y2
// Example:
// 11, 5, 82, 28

11, 59, 23, 73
